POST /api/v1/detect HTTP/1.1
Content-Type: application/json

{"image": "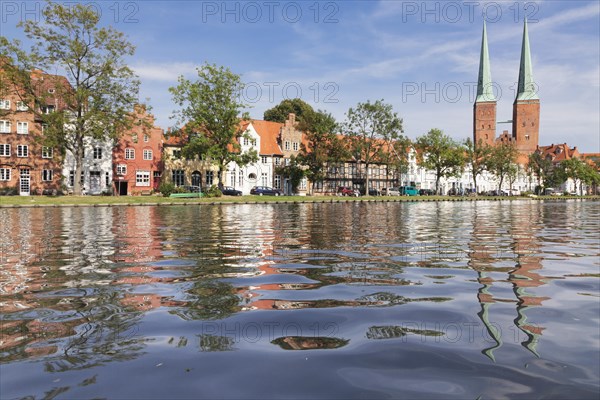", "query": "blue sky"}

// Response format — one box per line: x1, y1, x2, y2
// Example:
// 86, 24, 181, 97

2, 1, 599, 152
